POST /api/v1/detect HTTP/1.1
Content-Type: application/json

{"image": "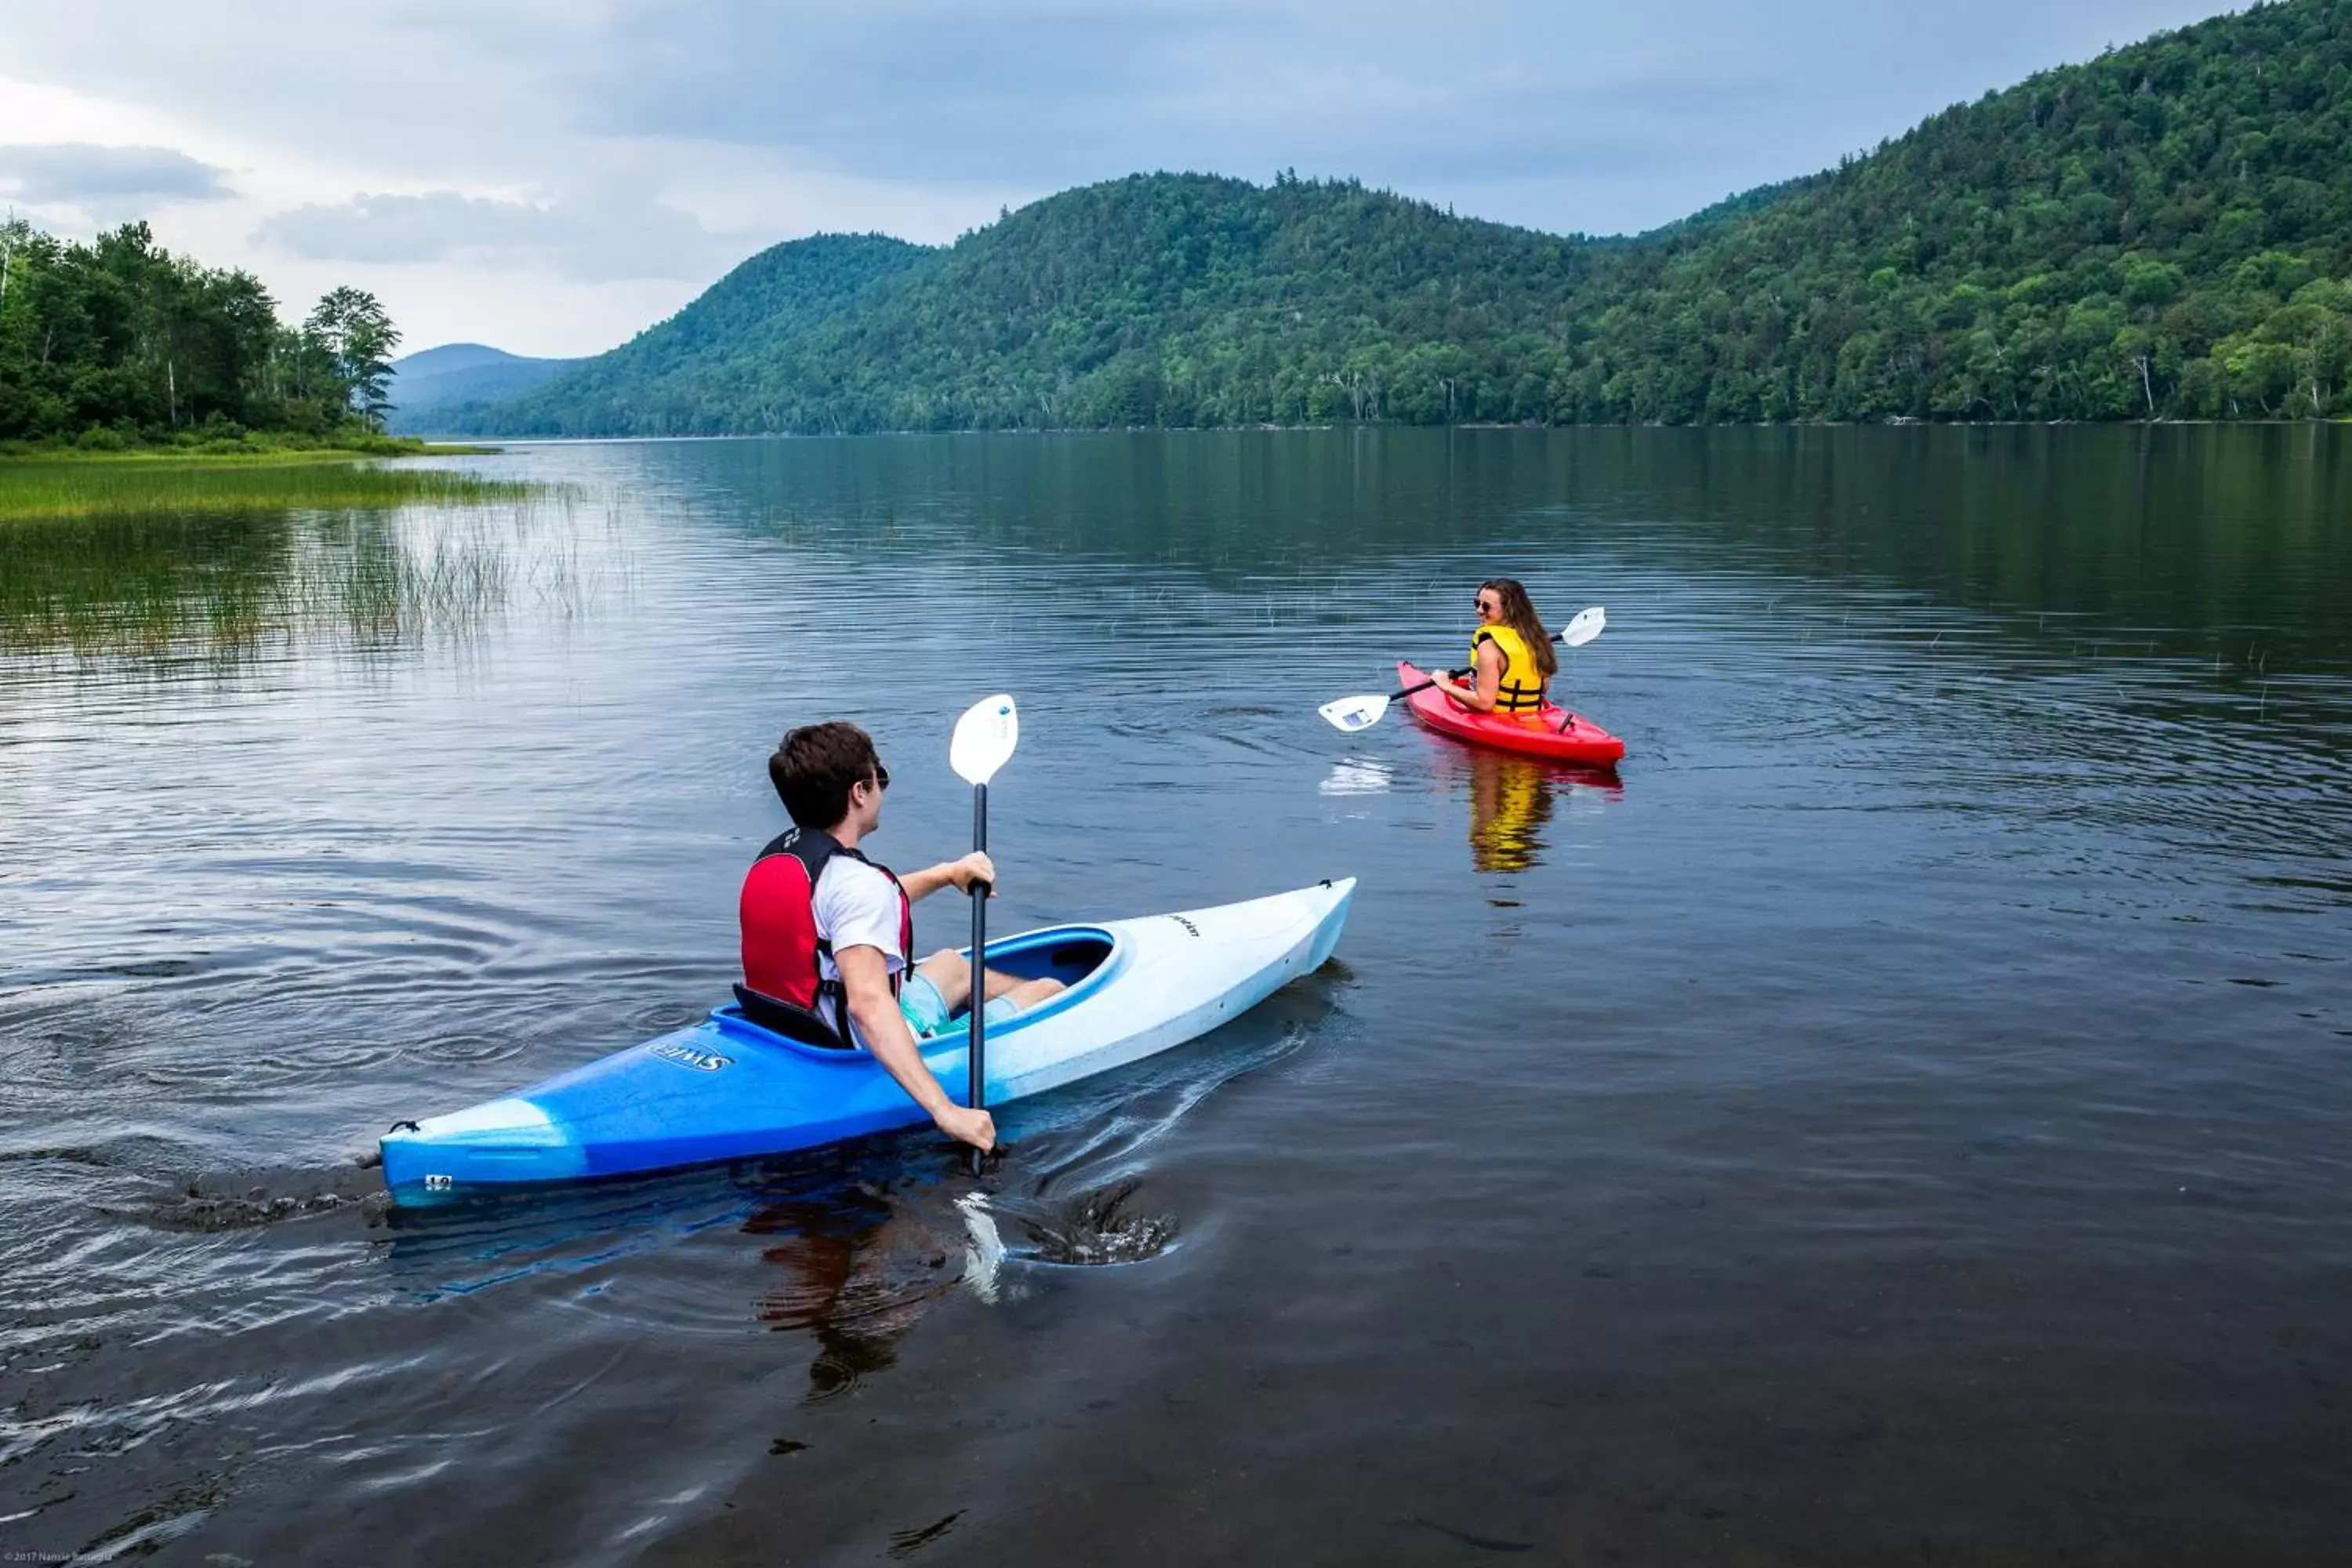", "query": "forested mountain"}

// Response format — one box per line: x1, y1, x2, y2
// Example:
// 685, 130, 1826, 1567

459, 0, 2352, 434
1582, 0, 2352, 421
0, 220, 399, 447
385, 343, 579, 434
461, 234, 930, 435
